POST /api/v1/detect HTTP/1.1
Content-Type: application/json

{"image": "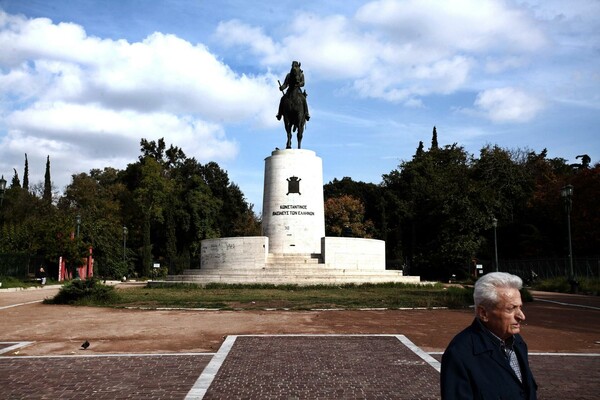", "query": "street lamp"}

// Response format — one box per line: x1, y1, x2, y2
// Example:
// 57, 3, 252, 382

560, 184, 575, 289
0, 175, 6, 206
76, 214, 81, 238
123, 226, 128, 262
492, 217, 499, 272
